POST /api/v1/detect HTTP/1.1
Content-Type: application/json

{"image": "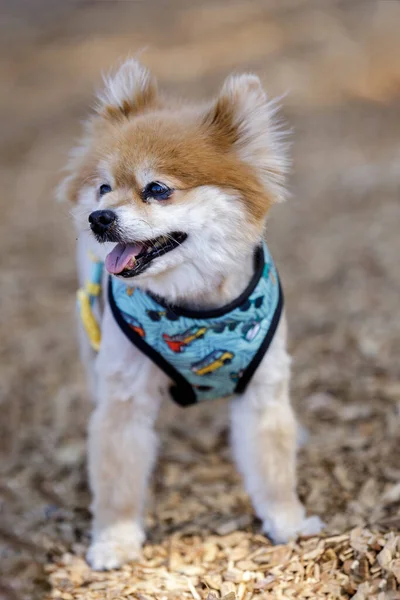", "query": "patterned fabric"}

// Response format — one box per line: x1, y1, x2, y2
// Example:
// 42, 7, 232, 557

109, 242, 283, 405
